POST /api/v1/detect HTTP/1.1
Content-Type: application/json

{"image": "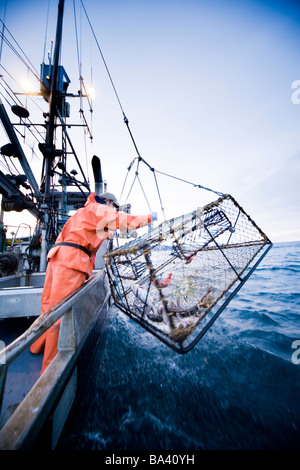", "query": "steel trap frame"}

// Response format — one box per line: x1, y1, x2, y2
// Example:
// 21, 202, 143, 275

104, 194, 272, 353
